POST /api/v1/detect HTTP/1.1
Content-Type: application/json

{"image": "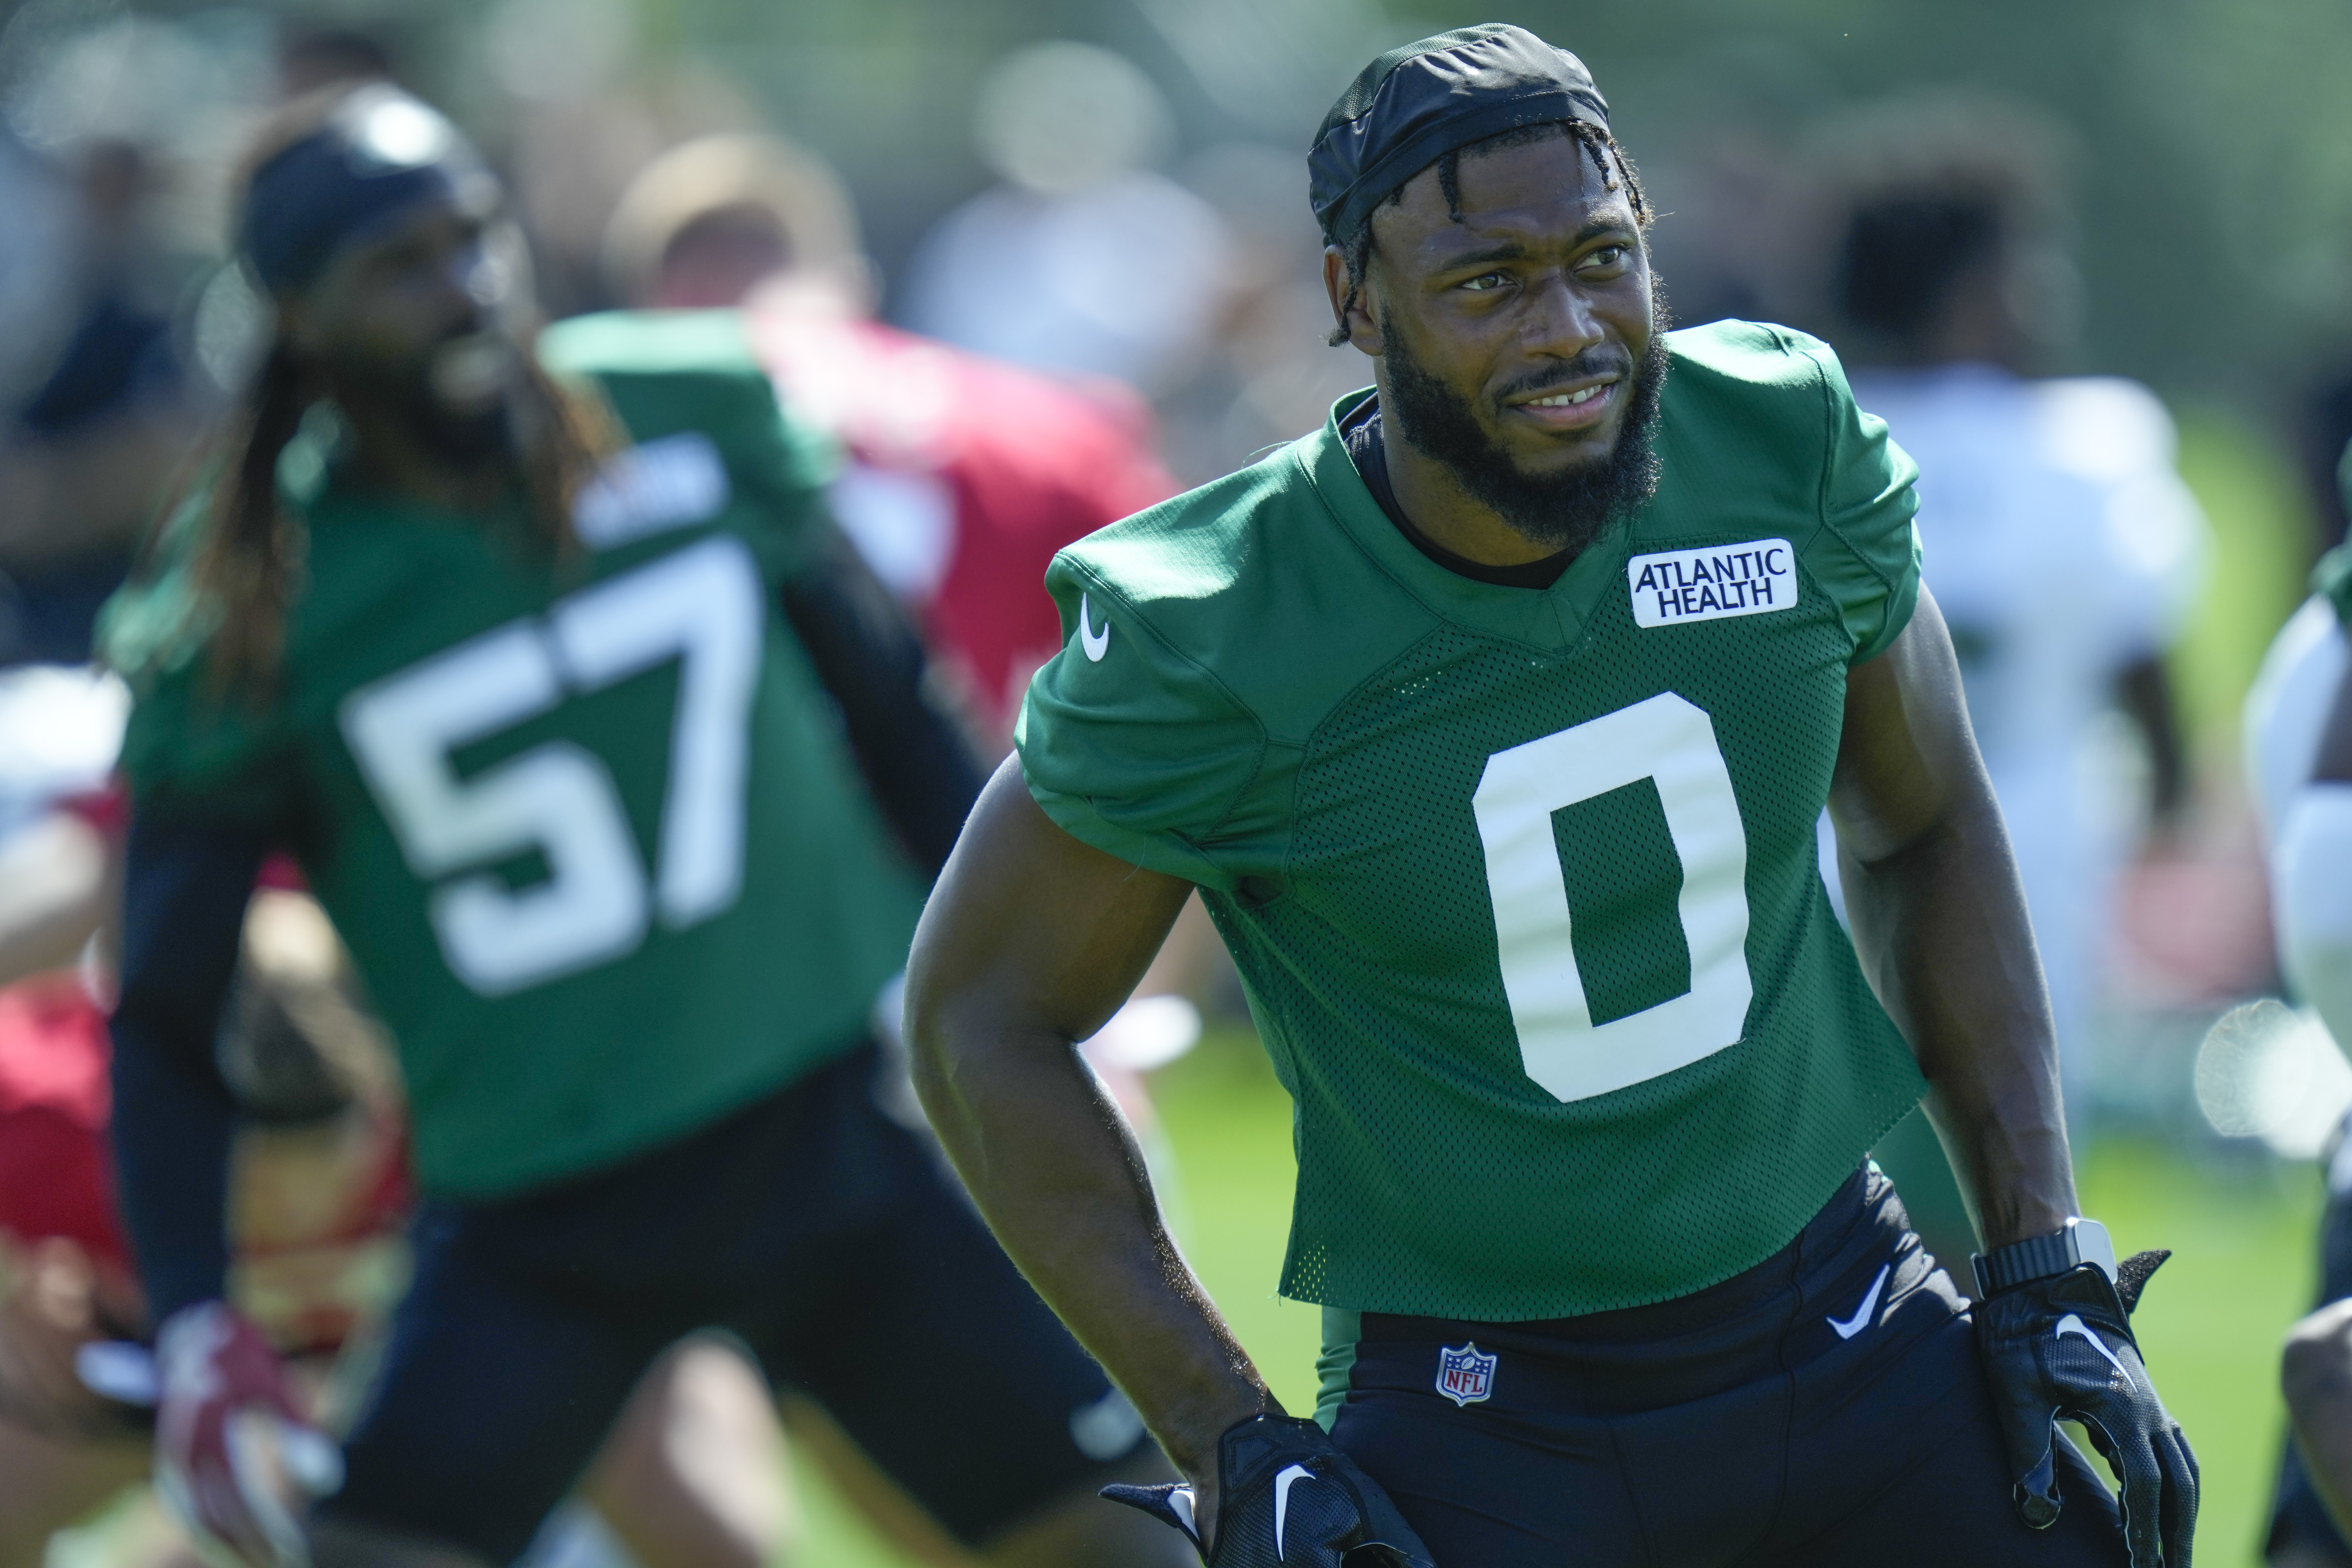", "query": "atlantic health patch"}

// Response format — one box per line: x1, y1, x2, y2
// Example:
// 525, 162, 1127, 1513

1627, 540, 1795, 629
